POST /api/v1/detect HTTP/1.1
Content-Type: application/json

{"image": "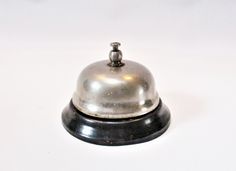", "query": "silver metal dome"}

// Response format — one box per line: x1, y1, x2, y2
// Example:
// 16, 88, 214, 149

72, 42, 160, 119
